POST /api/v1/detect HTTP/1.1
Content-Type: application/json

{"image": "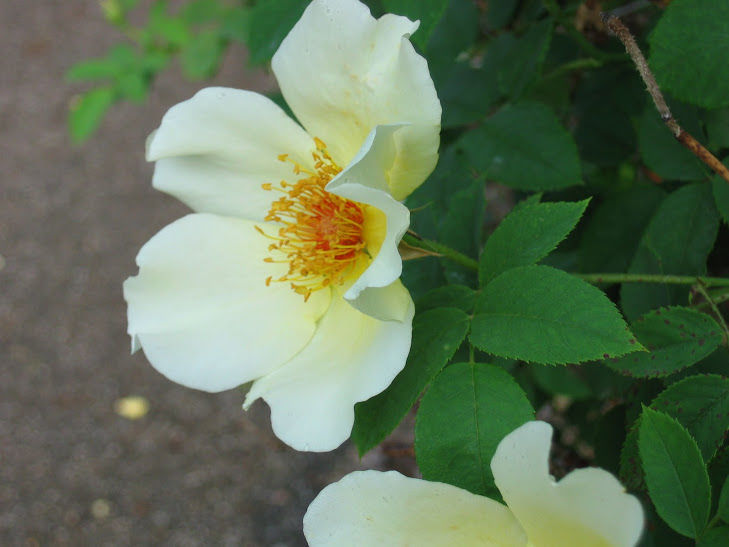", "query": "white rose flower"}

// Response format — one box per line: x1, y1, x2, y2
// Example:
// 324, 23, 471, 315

304, 421, 644, 546
123, 0, 440, 452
